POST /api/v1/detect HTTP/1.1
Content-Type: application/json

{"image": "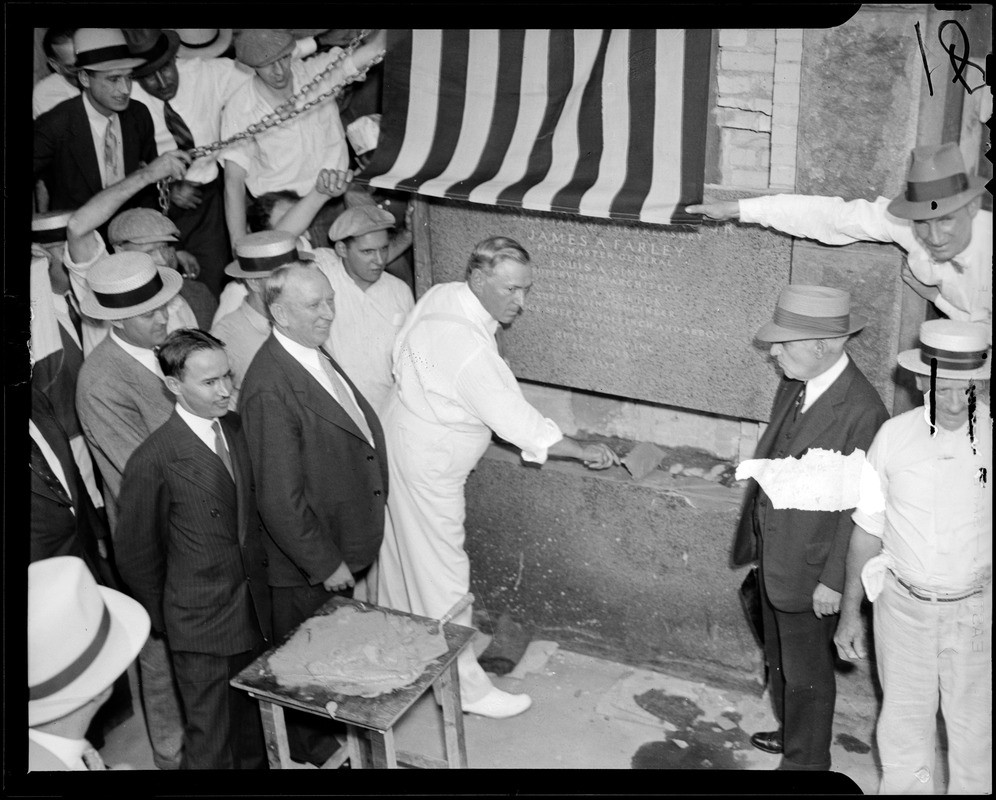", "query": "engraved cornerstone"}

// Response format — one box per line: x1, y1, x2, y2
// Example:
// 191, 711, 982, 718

420, 200, 795, 421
